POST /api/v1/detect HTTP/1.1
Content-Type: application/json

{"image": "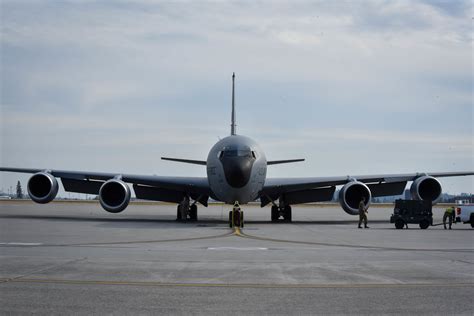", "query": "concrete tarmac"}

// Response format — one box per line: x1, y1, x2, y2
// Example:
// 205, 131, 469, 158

1, 200, 473, 315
